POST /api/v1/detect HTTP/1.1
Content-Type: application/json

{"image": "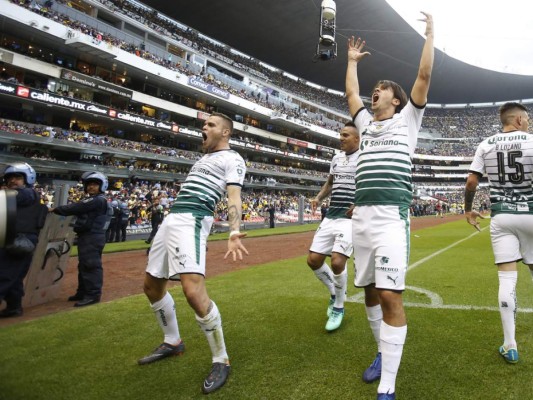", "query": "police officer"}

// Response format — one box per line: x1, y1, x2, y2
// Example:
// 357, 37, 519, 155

106, 200, 120, 243
117, 201, 130, 242
50, 172, 111, 307
0, 163, 46, 318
